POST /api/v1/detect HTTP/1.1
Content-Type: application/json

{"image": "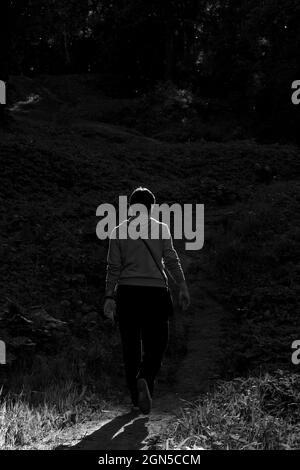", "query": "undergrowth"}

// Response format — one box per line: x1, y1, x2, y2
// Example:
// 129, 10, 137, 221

165, 371, 300, 450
